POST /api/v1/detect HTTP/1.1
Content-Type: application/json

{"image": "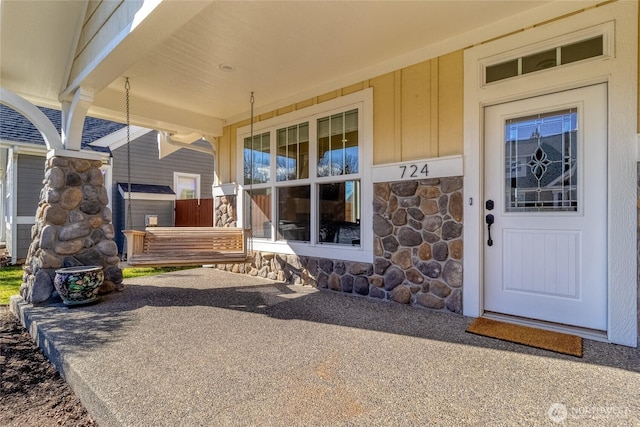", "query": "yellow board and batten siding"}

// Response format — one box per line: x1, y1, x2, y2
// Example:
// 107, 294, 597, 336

217, 50, 464, 183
